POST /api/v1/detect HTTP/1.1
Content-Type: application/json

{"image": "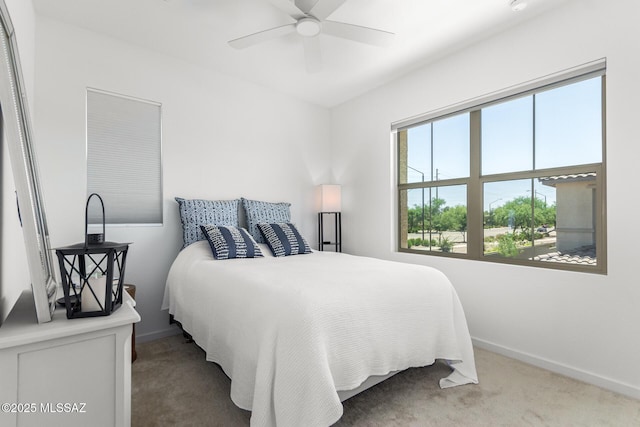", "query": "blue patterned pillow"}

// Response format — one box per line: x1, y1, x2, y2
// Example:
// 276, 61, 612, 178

201, 225, 263, 259
241, 198, 291, 243
176, 197, 239, 248
257, 223, 311, 257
